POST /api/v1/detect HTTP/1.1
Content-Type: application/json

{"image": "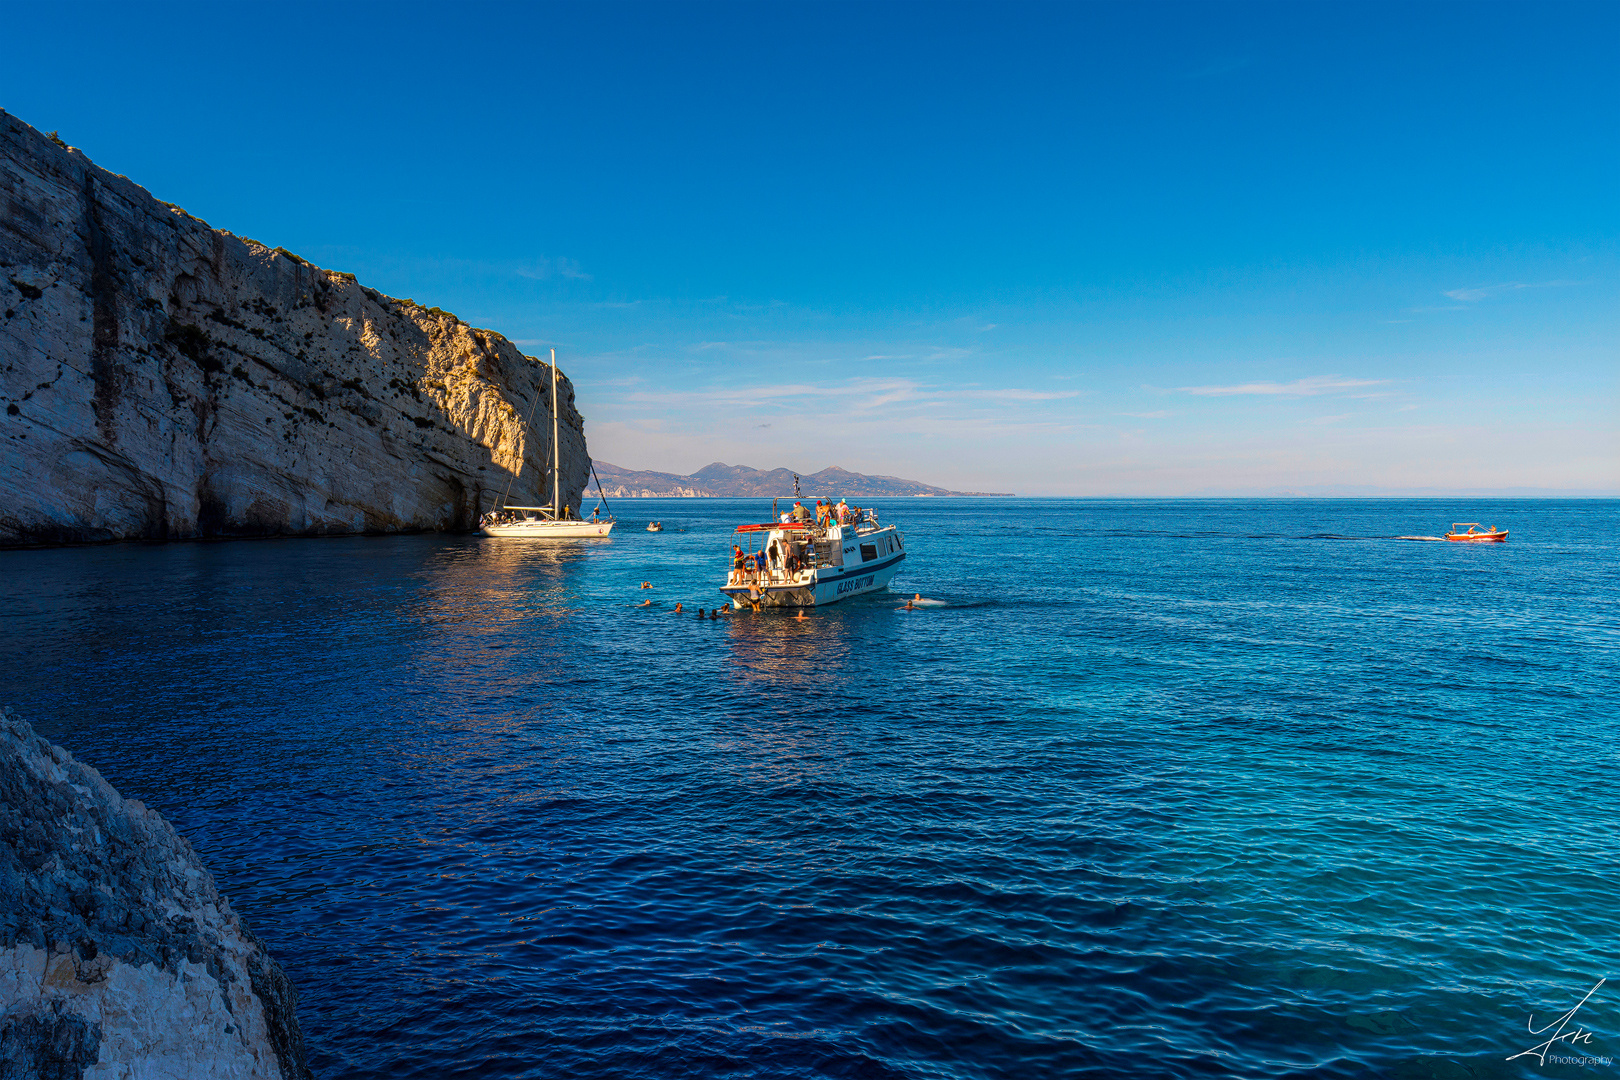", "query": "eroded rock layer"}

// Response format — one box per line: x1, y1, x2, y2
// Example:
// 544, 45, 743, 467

0, 707, 313, 1079
0, 110, 588, 544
